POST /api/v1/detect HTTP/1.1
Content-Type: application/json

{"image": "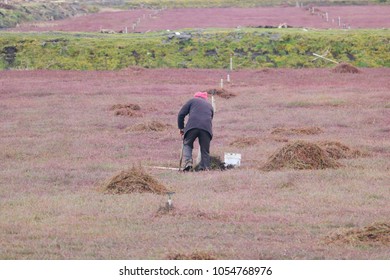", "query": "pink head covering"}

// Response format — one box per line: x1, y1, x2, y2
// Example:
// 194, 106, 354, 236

194, 91, 208, 100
